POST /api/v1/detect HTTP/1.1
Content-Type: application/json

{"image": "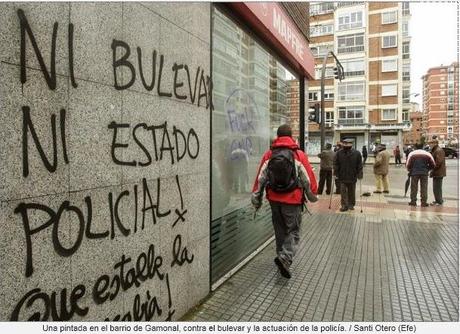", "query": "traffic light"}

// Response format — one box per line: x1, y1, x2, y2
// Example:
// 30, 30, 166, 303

333, 66, 345, 80
308, 103, 320, 124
